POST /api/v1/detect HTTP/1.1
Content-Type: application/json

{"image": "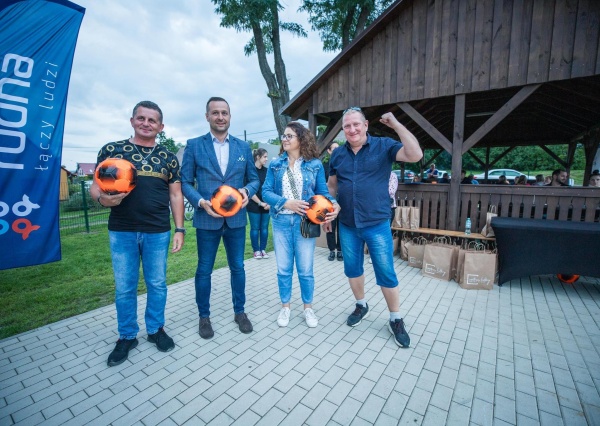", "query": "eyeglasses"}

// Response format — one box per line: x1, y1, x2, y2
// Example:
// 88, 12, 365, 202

281, 134, 296, 141
343, 106, 362, 115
